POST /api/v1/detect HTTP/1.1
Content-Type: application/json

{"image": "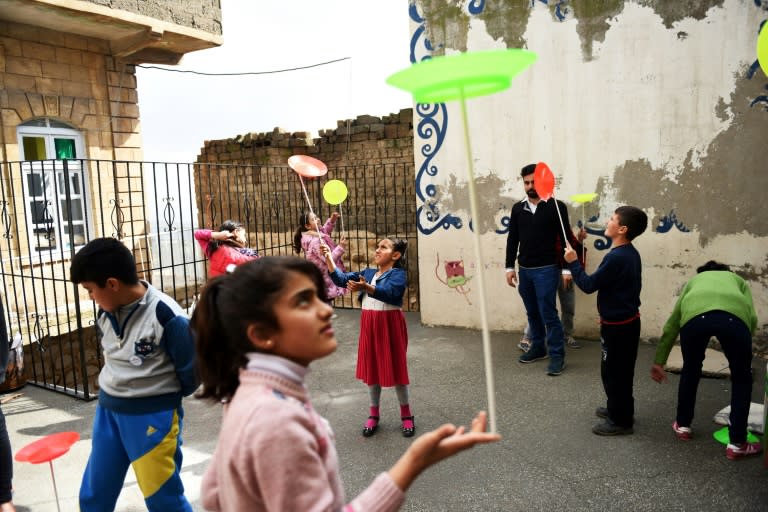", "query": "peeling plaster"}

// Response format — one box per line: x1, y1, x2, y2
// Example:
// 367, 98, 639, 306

474, 1, 532, 50
418, 0, 735, 61
434, 172, 514, 234
418, 0, 472, 53
635, 0, 726, 29
569, 0, 626, 60
603, 66, 768, 244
